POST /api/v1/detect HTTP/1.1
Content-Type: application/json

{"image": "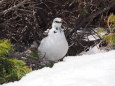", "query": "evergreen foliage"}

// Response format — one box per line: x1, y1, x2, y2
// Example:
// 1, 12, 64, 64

102, 14, 115, 46
0, 40, 31, 84
0, 40, 13, 57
